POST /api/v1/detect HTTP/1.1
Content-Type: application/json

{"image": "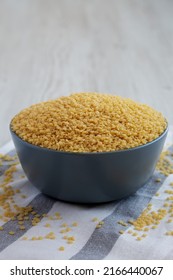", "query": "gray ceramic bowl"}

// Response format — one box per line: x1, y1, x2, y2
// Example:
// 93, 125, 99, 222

10, 125, 168, 203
